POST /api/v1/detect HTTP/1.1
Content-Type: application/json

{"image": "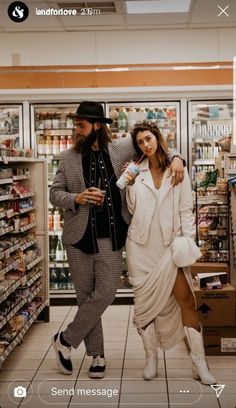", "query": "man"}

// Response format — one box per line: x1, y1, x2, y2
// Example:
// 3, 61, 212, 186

50, 101, 184, 379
